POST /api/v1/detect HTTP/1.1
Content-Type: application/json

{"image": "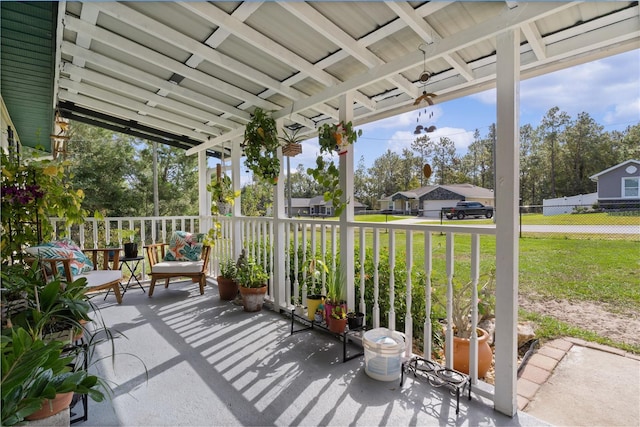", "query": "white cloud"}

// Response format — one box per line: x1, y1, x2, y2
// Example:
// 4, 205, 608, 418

469, 50, 639, 127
